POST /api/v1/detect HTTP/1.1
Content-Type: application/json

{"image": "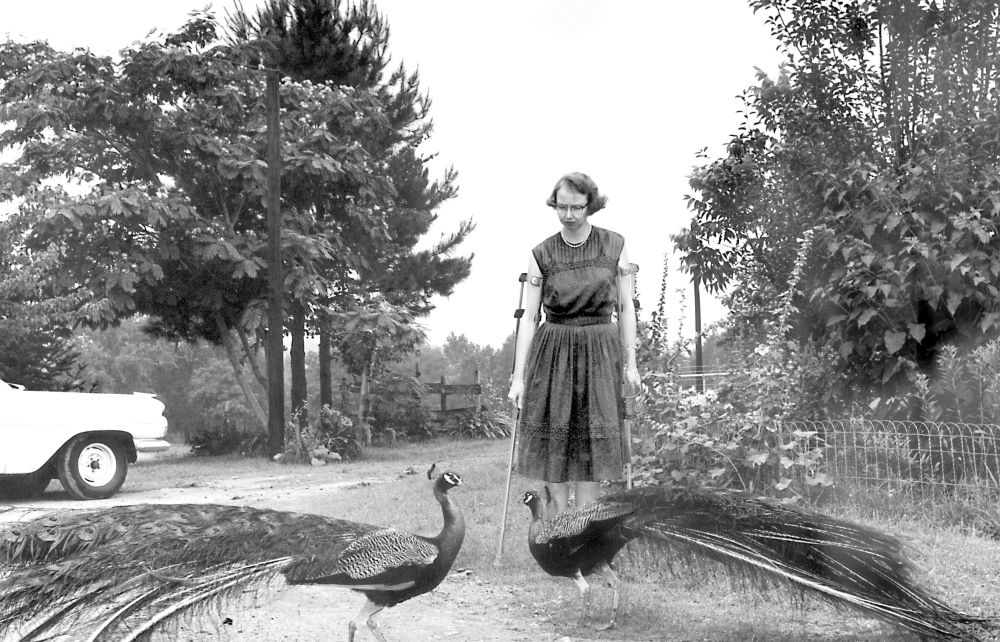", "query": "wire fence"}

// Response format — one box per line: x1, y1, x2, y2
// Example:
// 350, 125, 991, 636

785, 419, 1000, 500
